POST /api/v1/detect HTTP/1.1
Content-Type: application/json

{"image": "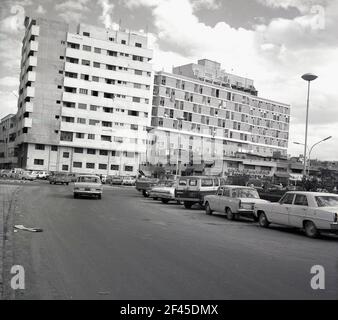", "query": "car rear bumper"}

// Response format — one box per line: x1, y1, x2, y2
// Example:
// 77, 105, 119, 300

74, 191, 102, 195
